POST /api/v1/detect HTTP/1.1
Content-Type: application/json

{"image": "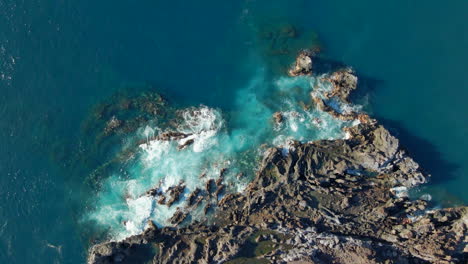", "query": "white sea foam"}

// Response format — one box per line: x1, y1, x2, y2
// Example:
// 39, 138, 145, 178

123, 196, 154, 238
89, 105, 235, 238
391, 186, 409, 198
